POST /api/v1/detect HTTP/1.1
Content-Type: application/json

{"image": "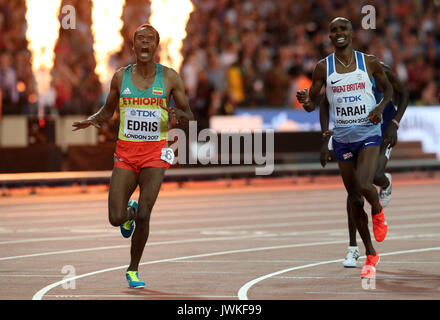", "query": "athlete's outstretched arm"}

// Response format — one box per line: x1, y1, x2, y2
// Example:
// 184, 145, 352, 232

366, 56, 393, 125
72, 69, 123, 131
164, 68, 194, 127
296, 60, 326, 112
382, 64, 409, 147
